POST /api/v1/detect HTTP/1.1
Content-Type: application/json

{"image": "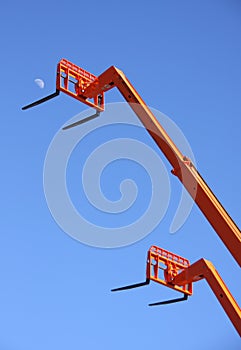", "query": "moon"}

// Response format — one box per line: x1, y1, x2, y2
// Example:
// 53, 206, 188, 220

34, 78, 45, 89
